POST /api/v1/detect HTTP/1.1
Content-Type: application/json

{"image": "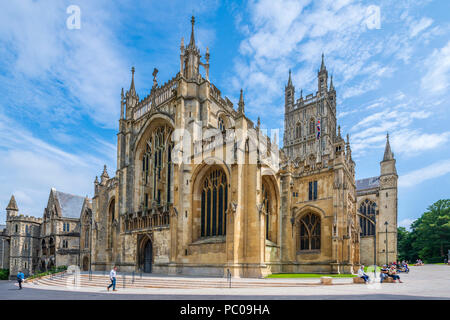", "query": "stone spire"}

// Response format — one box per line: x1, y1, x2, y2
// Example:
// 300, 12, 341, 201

318, 53, 328, 94
6, 195, 18, 211
330, 75, 335, 91
383, 133, 394, 161
257, 116, 261, 128
346, 134, 352, 157
129, 66, 136, 96
189, 16, 196, 48
100, 165, 109, 184
320, 53, 326, 71
238, 89, 245, 114
184, 16, 200, 80
287, 69, 293, 87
